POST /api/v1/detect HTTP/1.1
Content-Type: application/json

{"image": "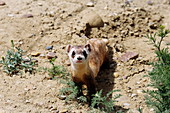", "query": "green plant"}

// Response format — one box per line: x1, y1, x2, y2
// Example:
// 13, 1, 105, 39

59, 79, 87, 103
59, 78, 121, 113
48, 58, 68, 79
0, 40, 35, 75
144, 25, 170, 113
91, 90, 121, 113
137, 107, 143, 113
